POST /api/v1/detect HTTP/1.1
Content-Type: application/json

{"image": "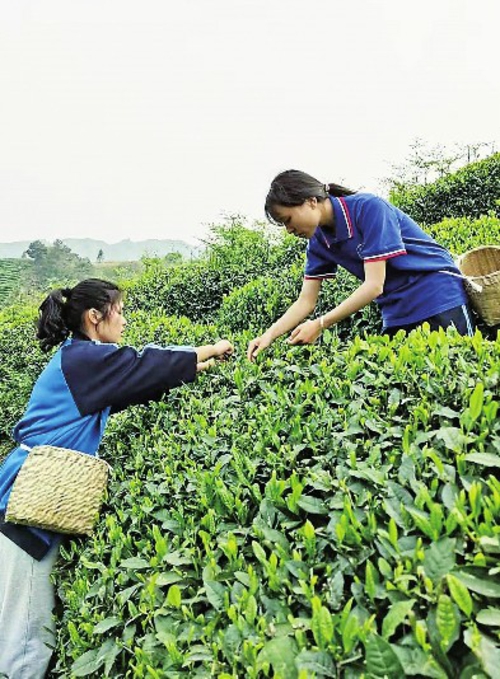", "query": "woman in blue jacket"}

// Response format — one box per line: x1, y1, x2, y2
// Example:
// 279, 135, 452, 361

248, 169, 474, 360
0, 278, 233, 678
